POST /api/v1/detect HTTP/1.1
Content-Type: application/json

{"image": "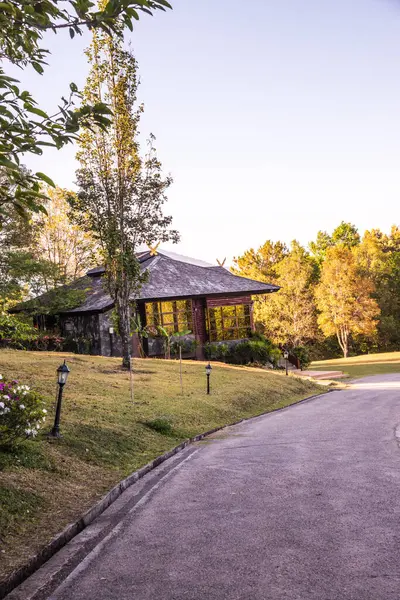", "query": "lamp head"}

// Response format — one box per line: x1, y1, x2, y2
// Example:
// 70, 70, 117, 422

57, 360, 70, 385
205, 363, 212, 376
